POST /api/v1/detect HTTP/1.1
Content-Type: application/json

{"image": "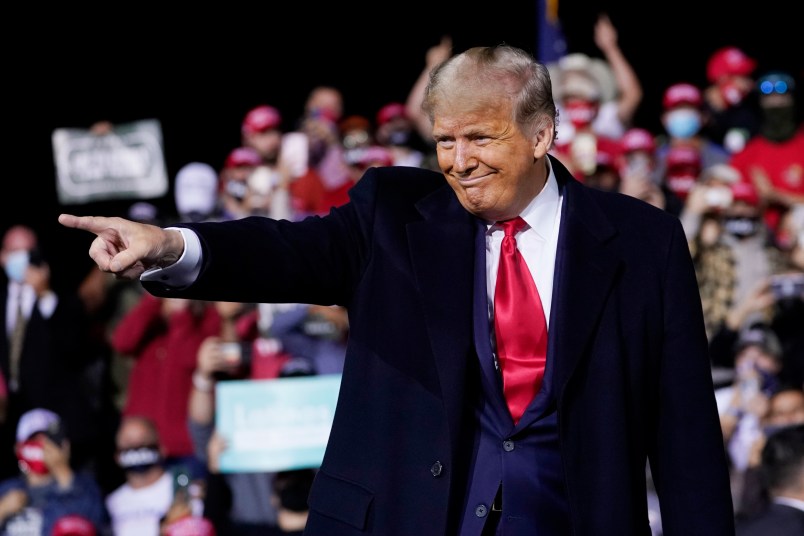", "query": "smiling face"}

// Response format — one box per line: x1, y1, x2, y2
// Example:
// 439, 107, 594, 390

432, 95, 552, 222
